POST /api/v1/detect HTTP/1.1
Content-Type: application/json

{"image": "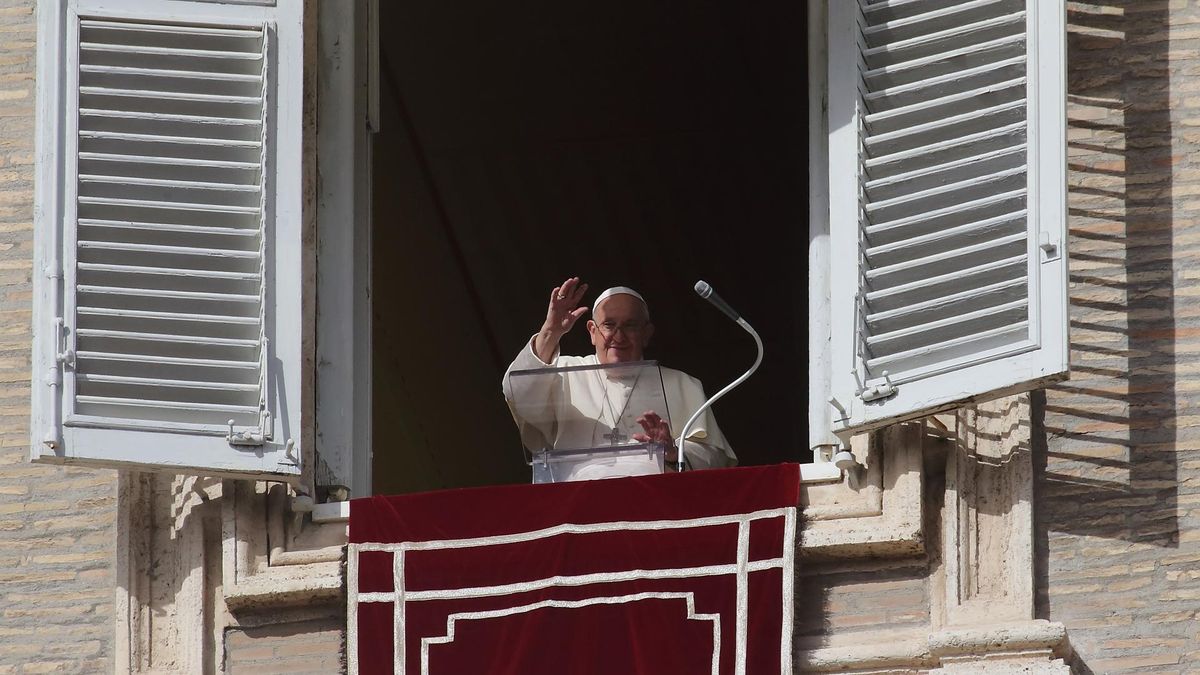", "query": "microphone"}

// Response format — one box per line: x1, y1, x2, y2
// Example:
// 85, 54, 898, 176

694, 280, 740, 322
677, 281, 764, 471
